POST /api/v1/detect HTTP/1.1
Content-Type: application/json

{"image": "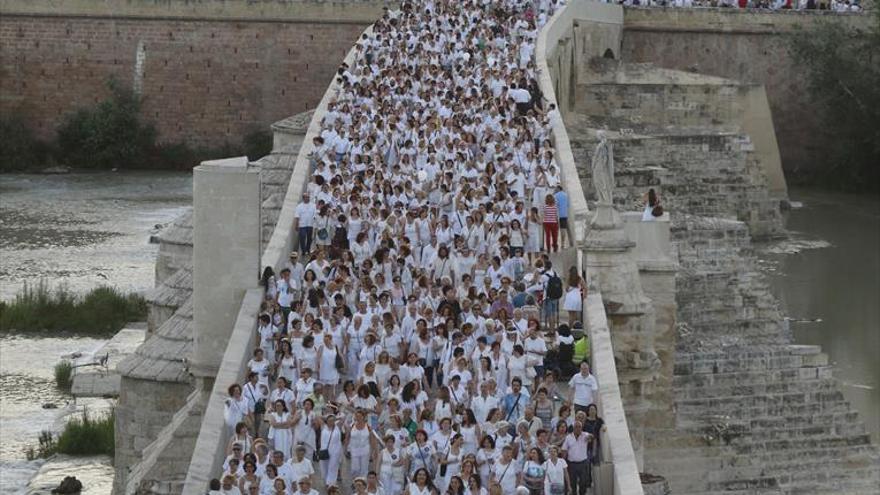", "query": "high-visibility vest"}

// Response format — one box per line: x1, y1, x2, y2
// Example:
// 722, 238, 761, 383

573, 336, 590, 364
